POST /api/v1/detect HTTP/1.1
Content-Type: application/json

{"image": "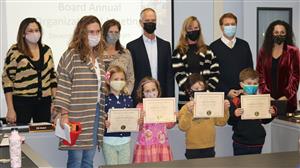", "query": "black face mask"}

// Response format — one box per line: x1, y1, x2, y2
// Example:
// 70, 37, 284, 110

186, 30, 200, 41
143, 22, 156, 34
273, 35, 286, 45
